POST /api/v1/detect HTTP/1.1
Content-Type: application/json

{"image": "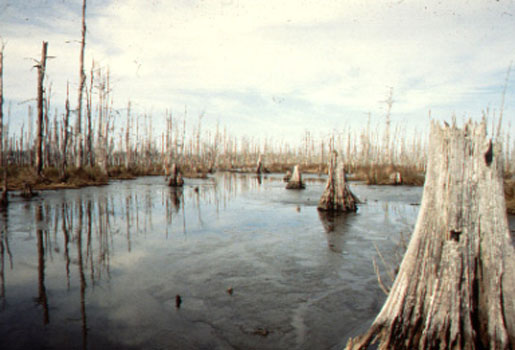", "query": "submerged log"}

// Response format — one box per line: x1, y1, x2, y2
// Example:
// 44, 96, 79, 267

345, 120, 515, 350
167, 163, 184, 187
318, 151, 358, 212
286, 165, 305, 189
